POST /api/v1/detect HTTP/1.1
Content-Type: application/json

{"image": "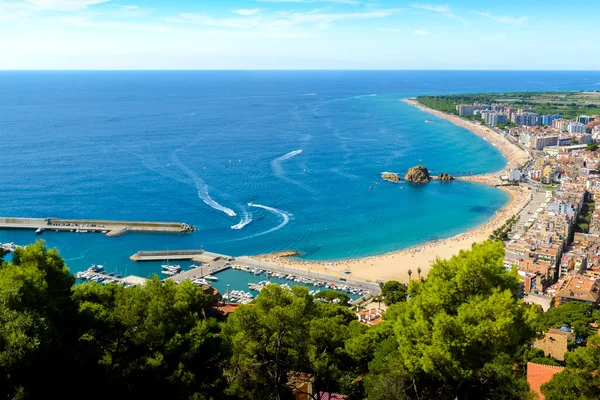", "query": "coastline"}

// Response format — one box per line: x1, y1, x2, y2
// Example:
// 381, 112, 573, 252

252, 98, 533, 284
